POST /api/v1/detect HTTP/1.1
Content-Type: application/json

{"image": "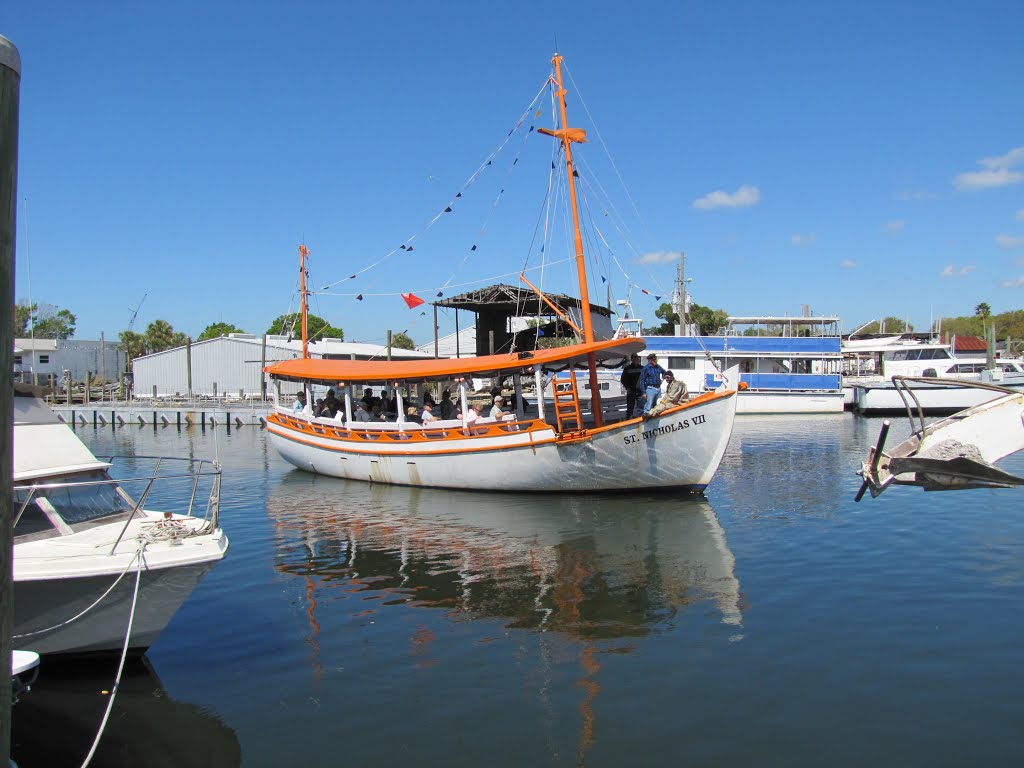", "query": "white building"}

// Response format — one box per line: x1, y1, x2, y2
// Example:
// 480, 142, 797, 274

131, 334, 433, 399
14, 337, 126, 385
